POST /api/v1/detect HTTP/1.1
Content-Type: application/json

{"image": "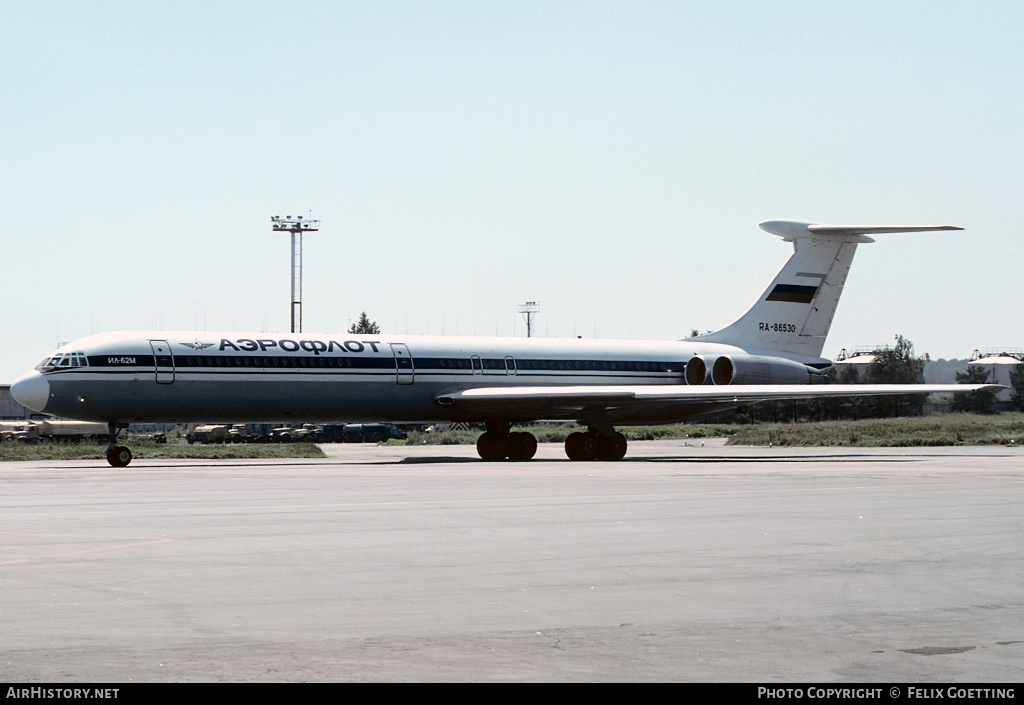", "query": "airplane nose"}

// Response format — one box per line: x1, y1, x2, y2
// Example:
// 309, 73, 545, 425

11, 370, 50, 413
